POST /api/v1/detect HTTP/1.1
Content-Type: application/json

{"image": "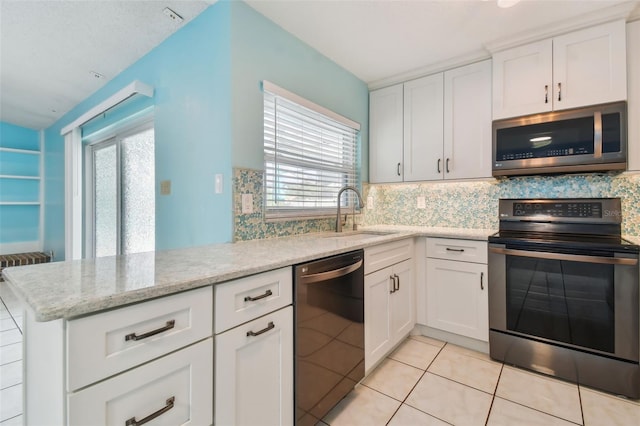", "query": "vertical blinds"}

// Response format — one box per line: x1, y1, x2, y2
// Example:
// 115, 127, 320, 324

263, 84, 360, 219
